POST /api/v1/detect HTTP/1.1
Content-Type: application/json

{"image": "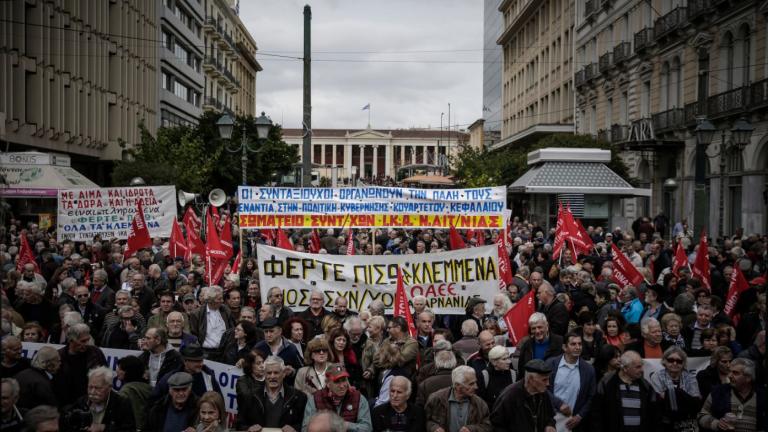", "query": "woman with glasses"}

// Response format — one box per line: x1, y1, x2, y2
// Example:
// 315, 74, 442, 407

295, 338, 332, 396
649, 346, 701, 432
